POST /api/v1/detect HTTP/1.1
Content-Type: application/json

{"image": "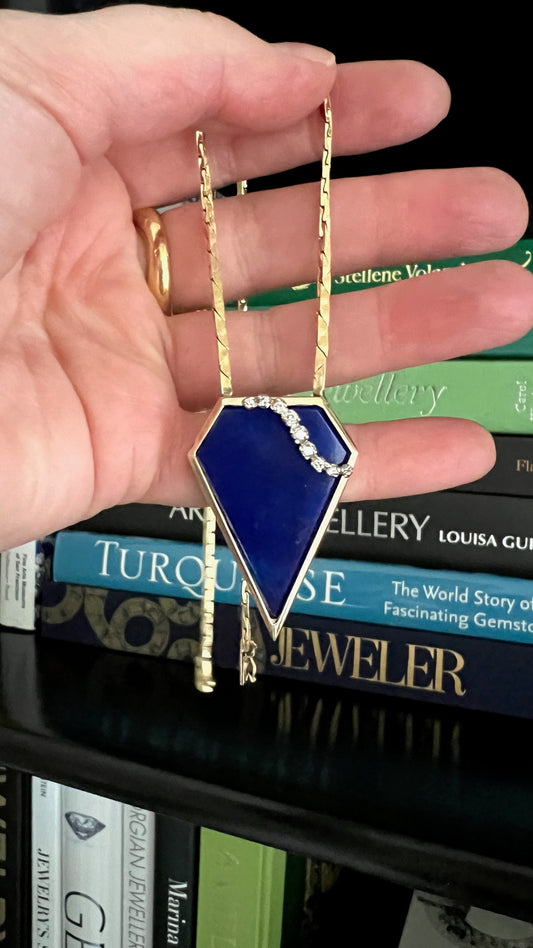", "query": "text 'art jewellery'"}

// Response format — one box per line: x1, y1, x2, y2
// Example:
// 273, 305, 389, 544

189, 99, 358, 692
